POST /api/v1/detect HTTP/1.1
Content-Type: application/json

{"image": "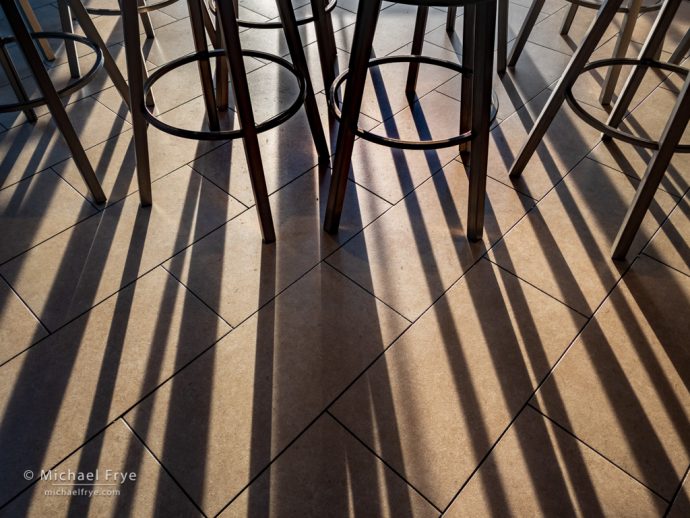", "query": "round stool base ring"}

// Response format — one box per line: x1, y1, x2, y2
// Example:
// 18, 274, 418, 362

234, 0, 338, 29
328, 54, 499, 151
565, 57, 690, 152
0, 32, 103, 113
142, 49, 306, 141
